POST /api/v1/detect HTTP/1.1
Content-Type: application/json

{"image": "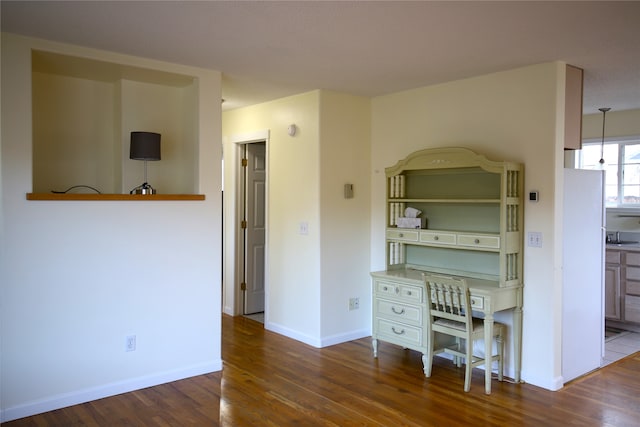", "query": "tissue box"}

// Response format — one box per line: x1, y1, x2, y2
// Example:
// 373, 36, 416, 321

396, 217, 427, 229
